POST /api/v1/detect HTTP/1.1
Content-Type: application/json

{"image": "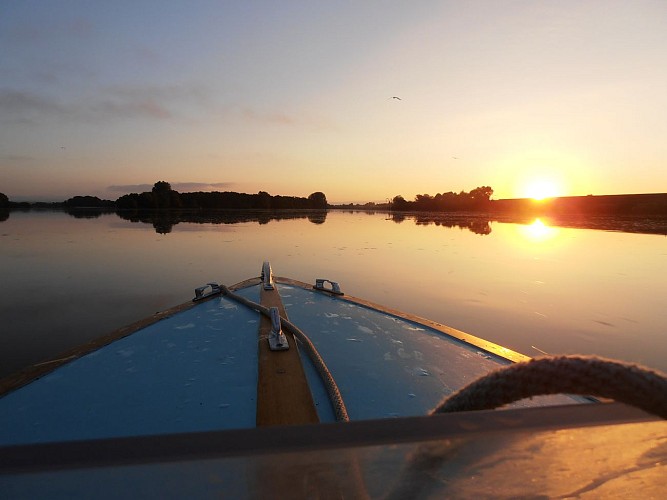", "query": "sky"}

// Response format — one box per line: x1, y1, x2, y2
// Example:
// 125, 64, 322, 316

1, 1, 666, 203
